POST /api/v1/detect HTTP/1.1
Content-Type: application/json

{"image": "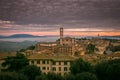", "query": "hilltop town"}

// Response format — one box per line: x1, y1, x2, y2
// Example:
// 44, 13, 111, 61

19, 28, 120, 75
24, 28, 120, 56
0, 28, 120, 76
